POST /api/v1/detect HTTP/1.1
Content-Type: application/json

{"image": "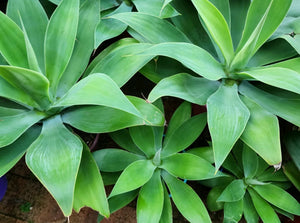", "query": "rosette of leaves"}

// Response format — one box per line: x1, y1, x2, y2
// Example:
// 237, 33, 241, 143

197, 142, 300, 223
107, 0, 300, 171
94, 102, 228, 223
0, 0, 164, 216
